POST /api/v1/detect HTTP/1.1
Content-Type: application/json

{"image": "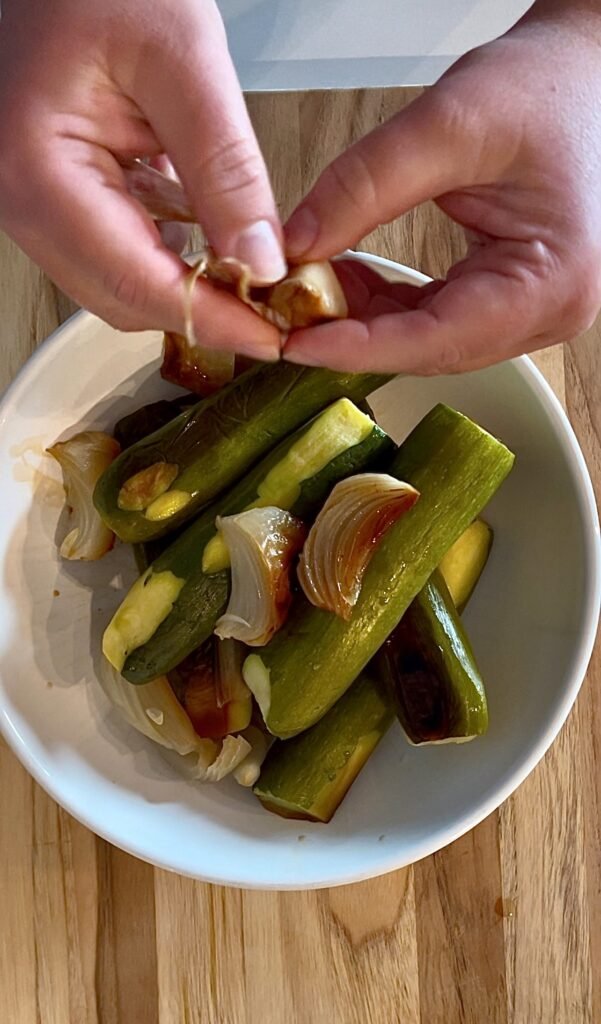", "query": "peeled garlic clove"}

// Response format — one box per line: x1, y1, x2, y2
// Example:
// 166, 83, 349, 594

267, 261, 348, 328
